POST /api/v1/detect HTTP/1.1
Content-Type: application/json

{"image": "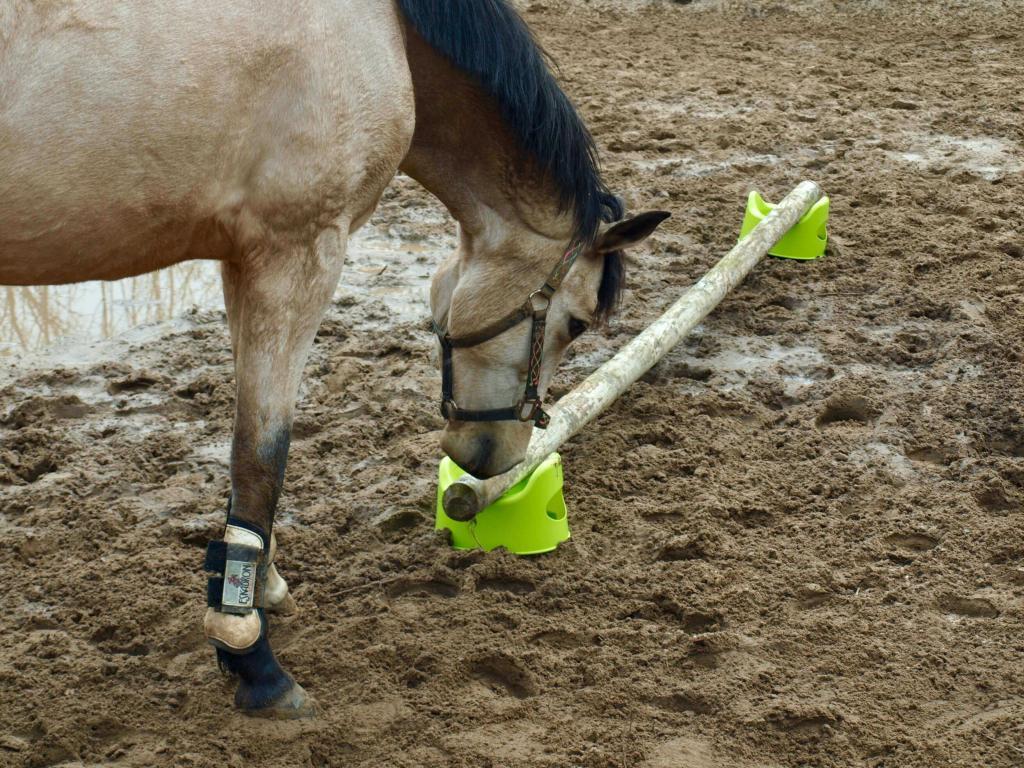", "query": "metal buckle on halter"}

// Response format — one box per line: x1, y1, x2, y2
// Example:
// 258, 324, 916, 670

517, 397, 542, 423
517, 398, 551, 428
440, 398, 458, 420
520, 403, 552, 434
